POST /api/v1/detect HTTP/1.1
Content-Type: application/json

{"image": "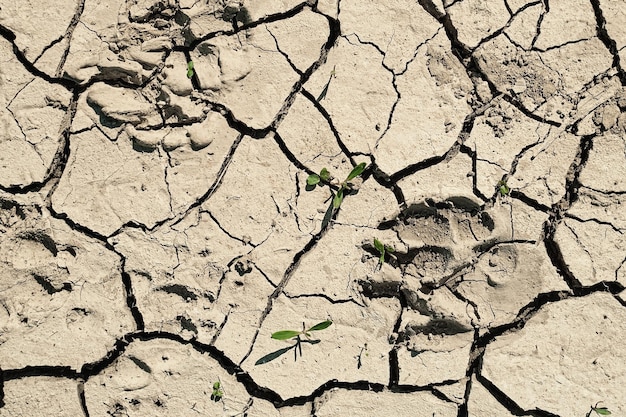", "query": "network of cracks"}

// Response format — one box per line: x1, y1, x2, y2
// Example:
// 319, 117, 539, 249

1, 0, 626, 416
